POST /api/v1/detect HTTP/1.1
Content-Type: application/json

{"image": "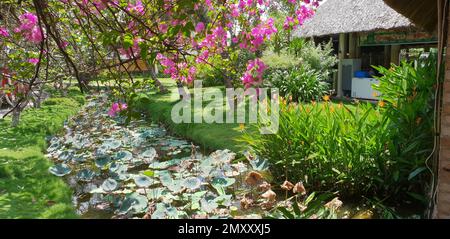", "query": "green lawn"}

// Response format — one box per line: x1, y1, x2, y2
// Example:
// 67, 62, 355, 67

0, 88, 85, 219
134, 78, 359, 152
